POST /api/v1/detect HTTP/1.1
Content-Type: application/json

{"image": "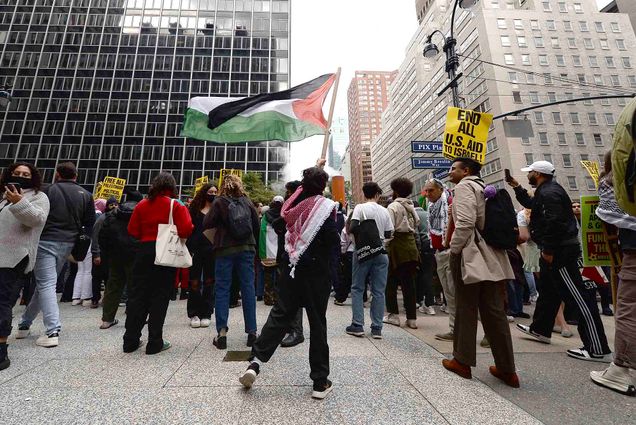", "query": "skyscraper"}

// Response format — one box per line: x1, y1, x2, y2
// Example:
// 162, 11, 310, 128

0, 0, 290, 195
372, 0, 636, 199
347, 70, 396, 204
